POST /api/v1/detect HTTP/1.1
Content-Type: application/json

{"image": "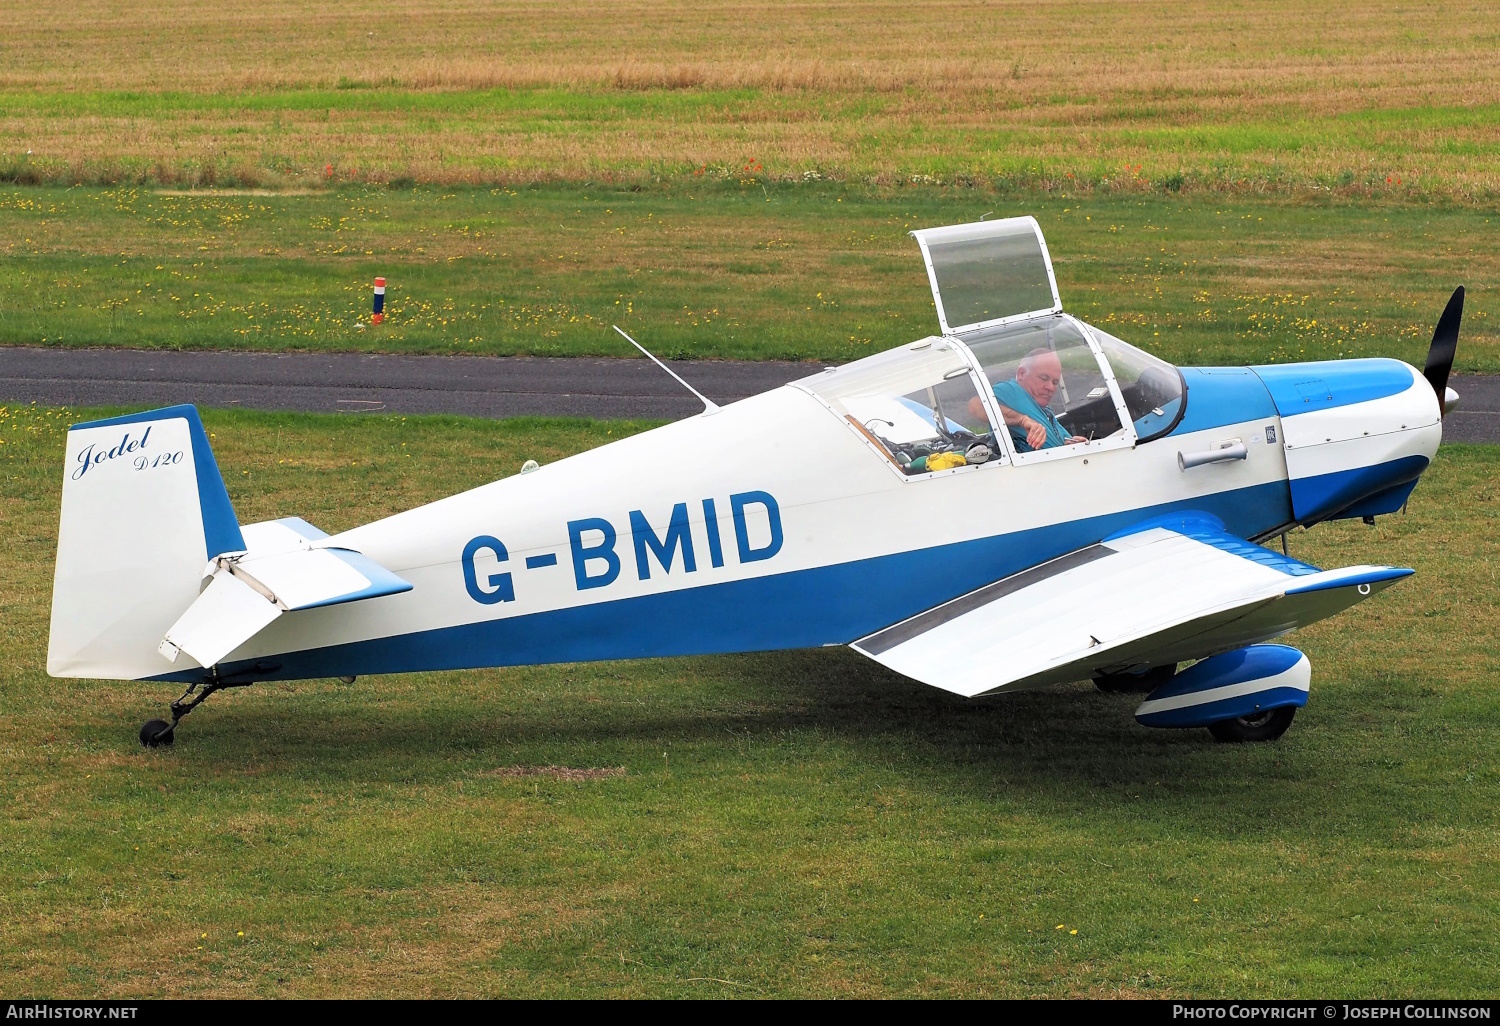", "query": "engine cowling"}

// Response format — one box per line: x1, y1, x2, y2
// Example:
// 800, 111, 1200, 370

1252, 359, 1441, 525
